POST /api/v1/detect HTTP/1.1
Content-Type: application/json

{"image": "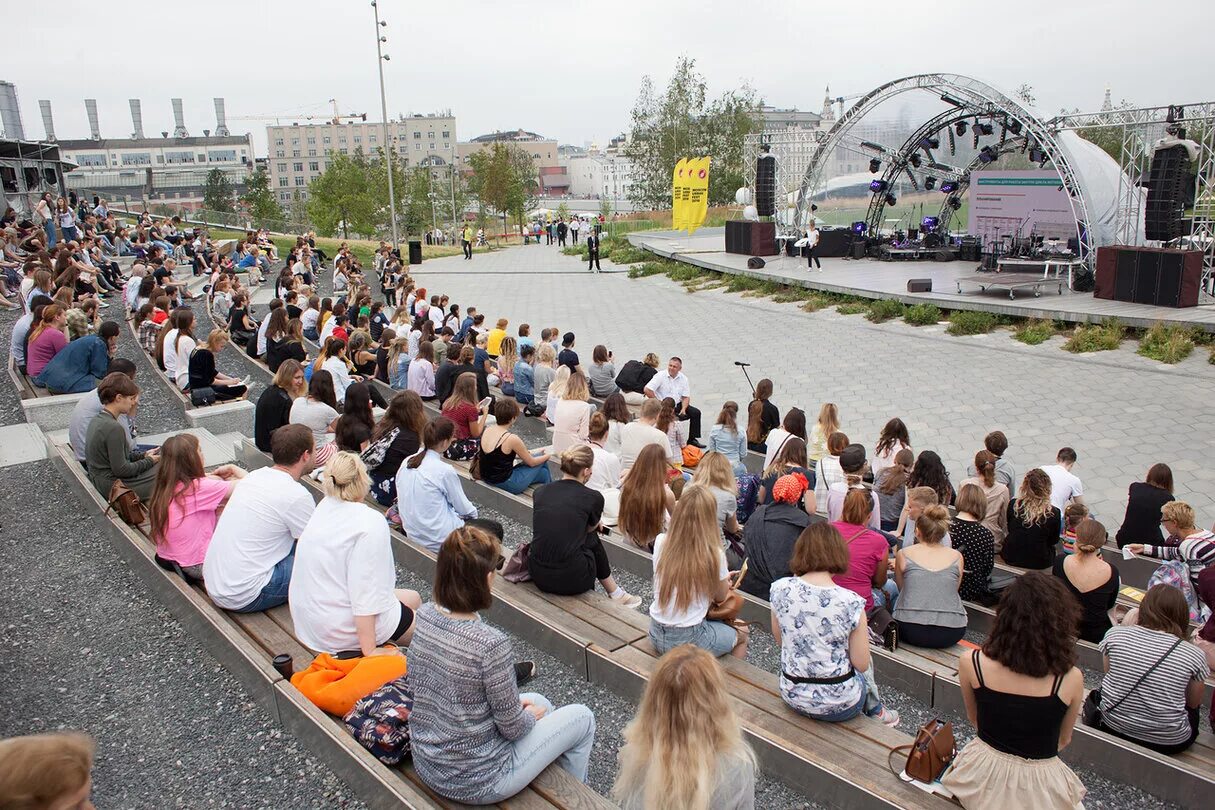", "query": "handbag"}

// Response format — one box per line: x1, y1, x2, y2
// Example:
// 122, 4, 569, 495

888, 718, 956, 783
706, 589, 743, 623
343, 676, 414, 765
191, 386, 216, 406
681, 445, 703, 468
106, 479, 148, 527
1082, 637, 1182, 728
501, 543, 531, 583
361, 427, 399, 470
